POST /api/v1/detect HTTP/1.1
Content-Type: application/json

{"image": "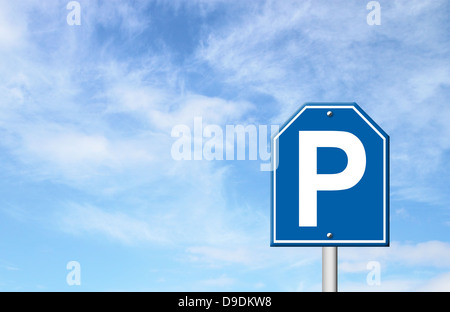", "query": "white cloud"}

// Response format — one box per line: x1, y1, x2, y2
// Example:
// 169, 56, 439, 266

0, 0, 28, 49
341, 278, 421, 292
106, 83, 255, 131
57, 203, 167, 245
97, 56, 256, 132
416, 271, 450, 292
198, 274, 235, 288
54, 162, 243, 246
0, 4, 255, 193
390, 241, 450, 268
340, 241, 450, 269
186, 246, 256, 267
25, 128, 110, 166
86, 0, 152, 33
339, 261, 370, 273
197, 0, 450, 208
0, 114, 169, 189
19, 123, 157, 174
183, 239, 450, 287
0, 259, 20, 272
341, 271, 450, 292
339, 240, 450, 291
